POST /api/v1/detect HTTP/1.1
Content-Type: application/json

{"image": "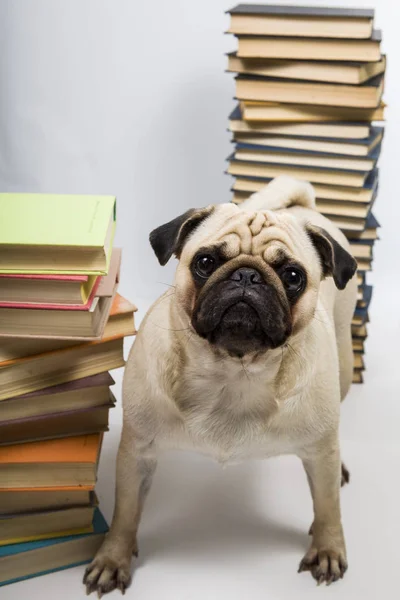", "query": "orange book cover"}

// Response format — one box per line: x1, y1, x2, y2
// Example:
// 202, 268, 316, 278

110, 293, 137, 317
0, 433, 101, 465
0, 293, 137, 368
